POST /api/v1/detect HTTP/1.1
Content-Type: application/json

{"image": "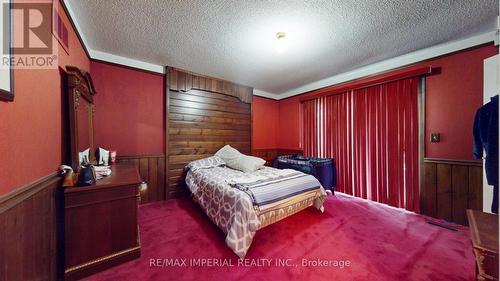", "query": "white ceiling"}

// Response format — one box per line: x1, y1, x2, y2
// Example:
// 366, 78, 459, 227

66, 0, 498, 97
